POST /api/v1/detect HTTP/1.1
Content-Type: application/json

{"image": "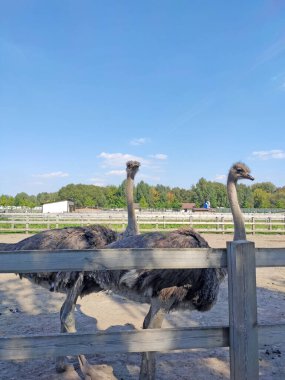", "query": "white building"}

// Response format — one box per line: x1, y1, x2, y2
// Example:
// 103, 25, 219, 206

42, 200, 75, 214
